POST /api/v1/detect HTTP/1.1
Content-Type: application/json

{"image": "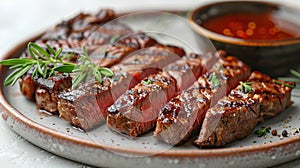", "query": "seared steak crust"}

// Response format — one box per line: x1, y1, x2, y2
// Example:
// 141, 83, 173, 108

35, 73, 72, 114
194, 71, 295, 147
106, 53, 209, 137
154, 56, 251, 145
57, 45, 185, 130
